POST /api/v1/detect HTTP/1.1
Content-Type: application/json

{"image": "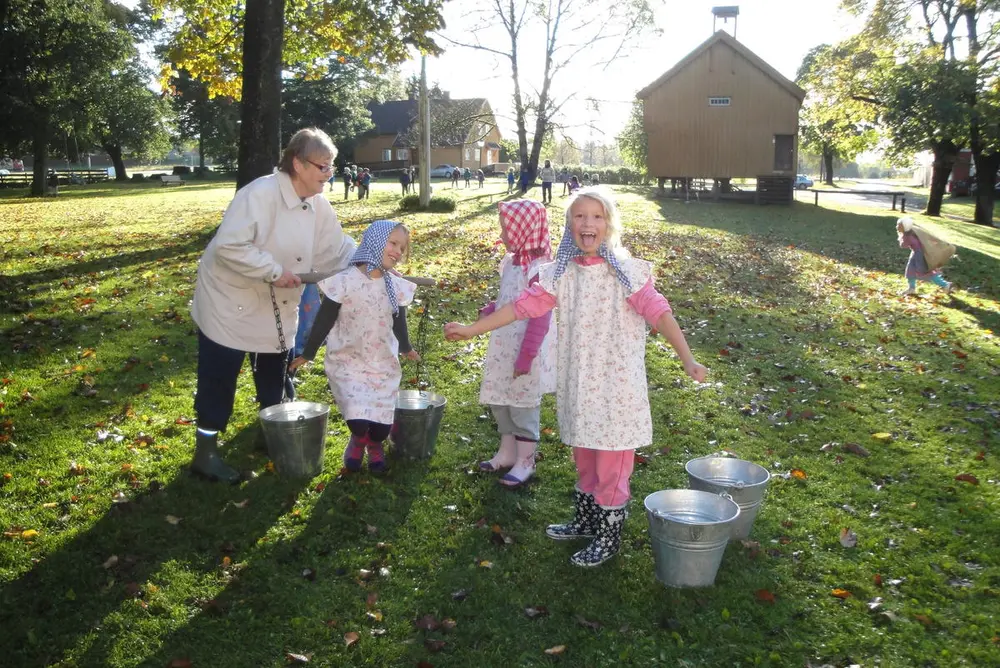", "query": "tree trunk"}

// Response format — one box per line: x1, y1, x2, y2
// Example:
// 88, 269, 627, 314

237, 0, 286, 189
198, 134, 205, 170
972, 152, 1000, 225
924, 140, 958, 217
823, 150, 834, 186
104, 143, 127, 181
30, 111, 49, 197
